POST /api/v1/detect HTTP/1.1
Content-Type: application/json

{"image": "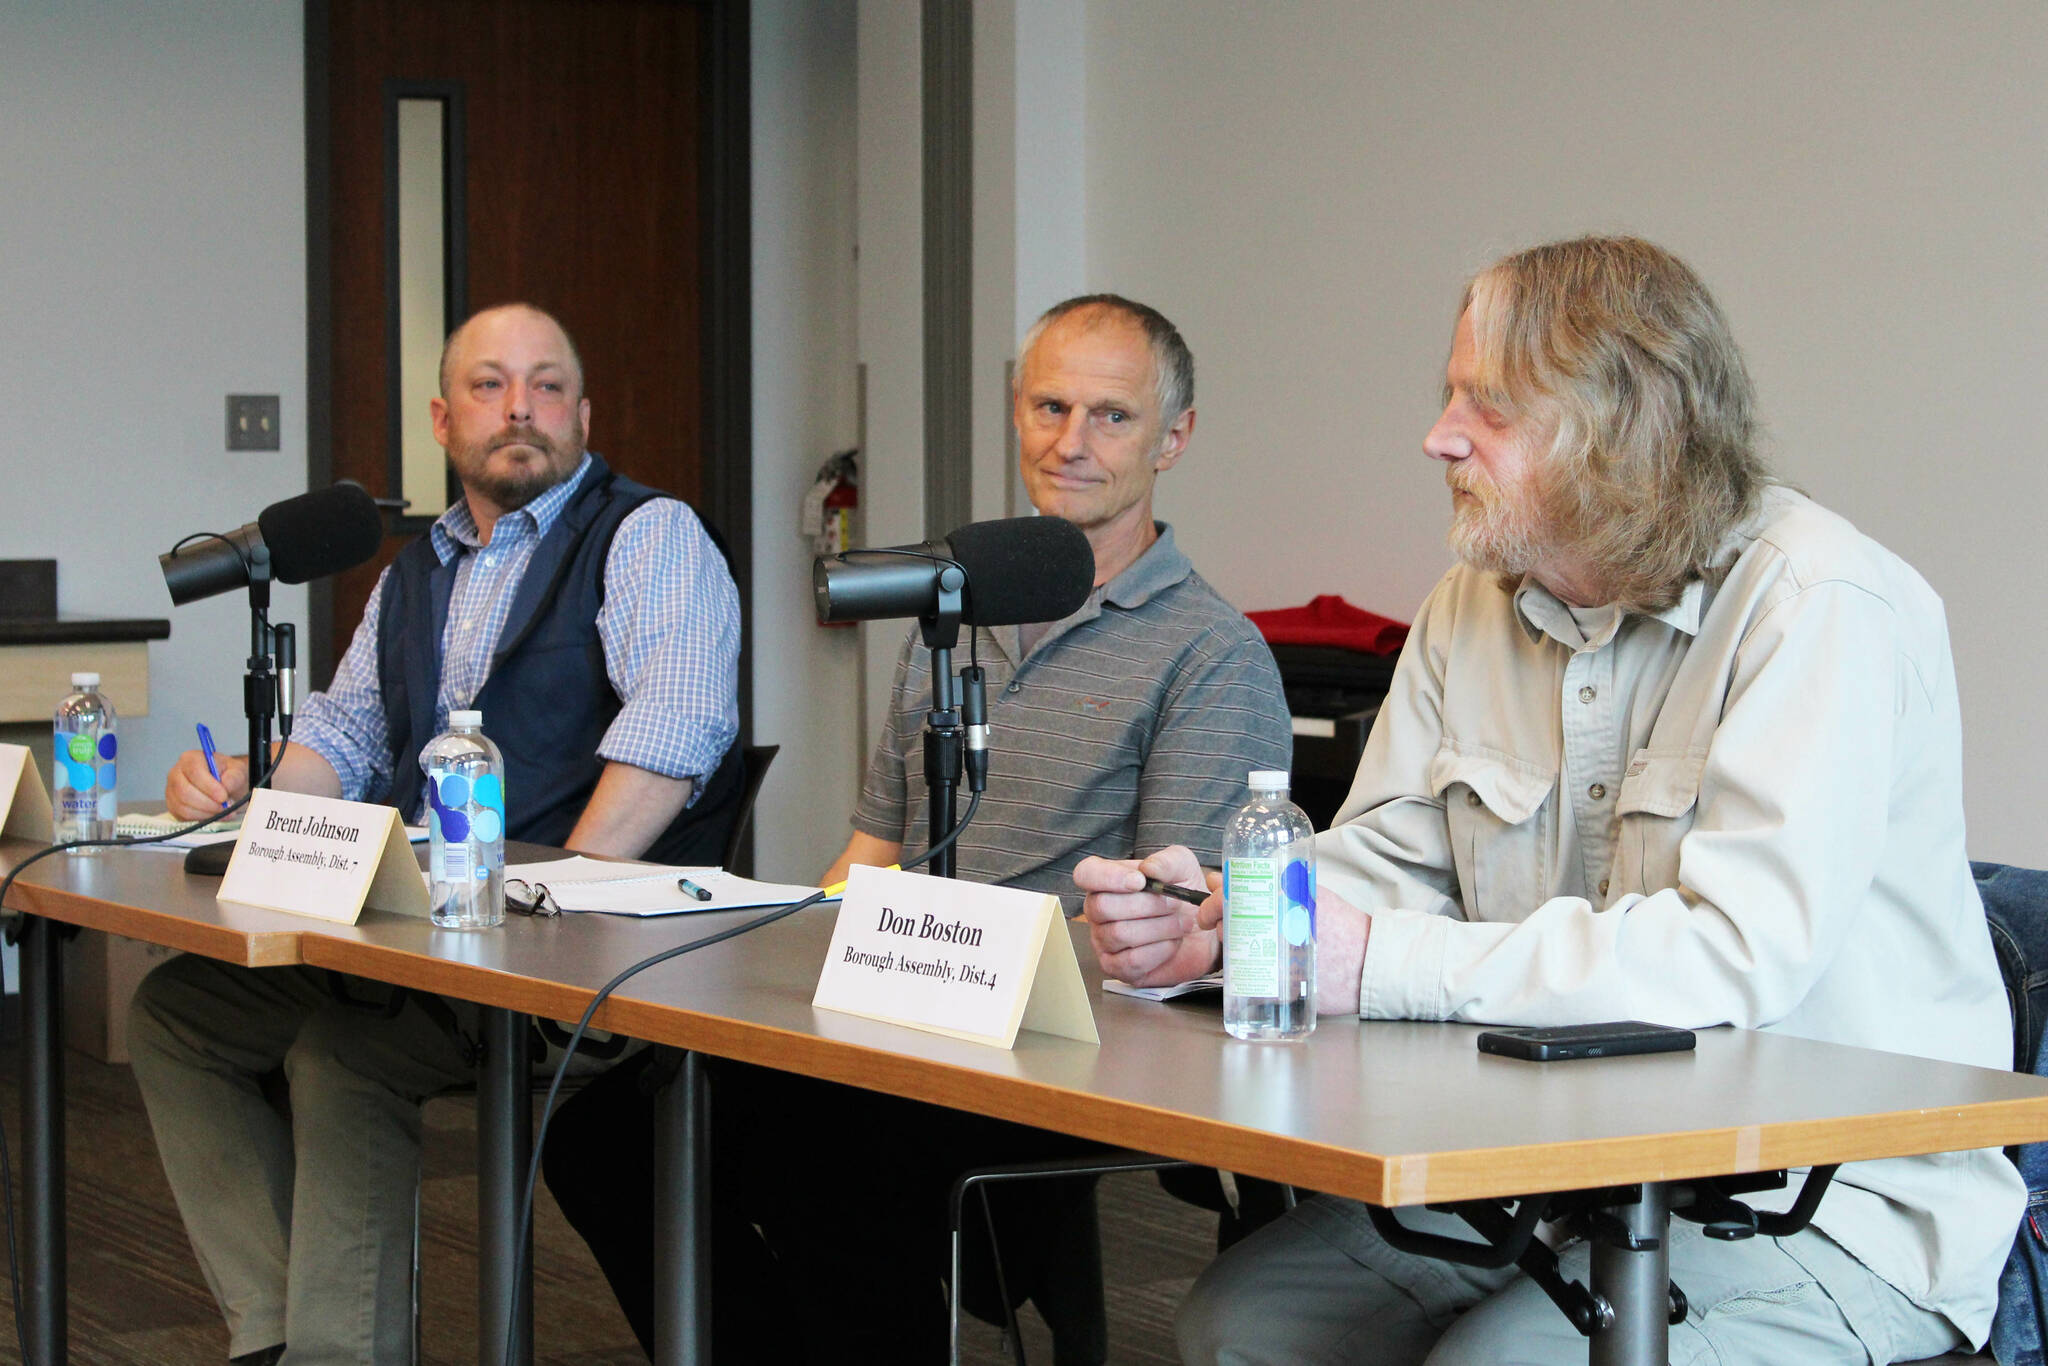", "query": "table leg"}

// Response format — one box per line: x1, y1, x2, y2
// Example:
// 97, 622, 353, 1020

1588, 1181, 1670, 1366
20, 915, 68, 1365
653, 1050, 710, 1366
477, 1007, 533, 1366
